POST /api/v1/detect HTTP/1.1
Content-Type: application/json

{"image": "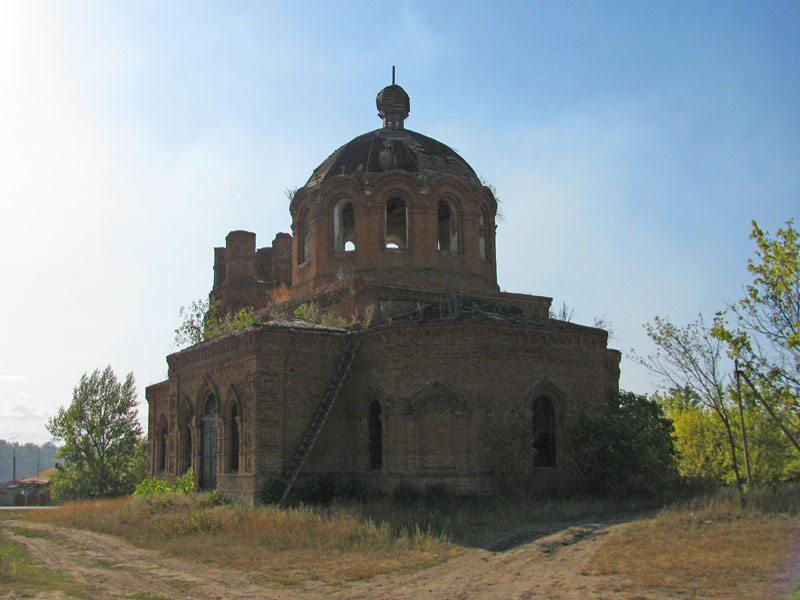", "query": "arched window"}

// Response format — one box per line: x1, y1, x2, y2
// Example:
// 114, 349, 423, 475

201, 393, 218, 490
437, 199, 458, 252
532, 396, 556, 467
158, 422, 167, 472
228, 401, 240, 473
178, 400, 193, 474
334, 199, 356, 252
368, 401, 382, 470
297, 208, 311, 264
385, 197, 407, 249
479, 207, 491, 262
182, 424, 192, 473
